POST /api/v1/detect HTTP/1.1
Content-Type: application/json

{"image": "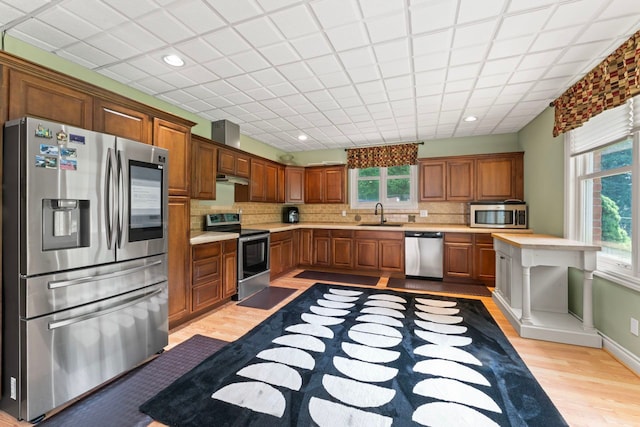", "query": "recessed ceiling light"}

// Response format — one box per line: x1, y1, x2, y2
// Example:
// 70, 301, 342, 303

298, 134, 308, 141
463, 115, 477, 122
163, 54, 184, 67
